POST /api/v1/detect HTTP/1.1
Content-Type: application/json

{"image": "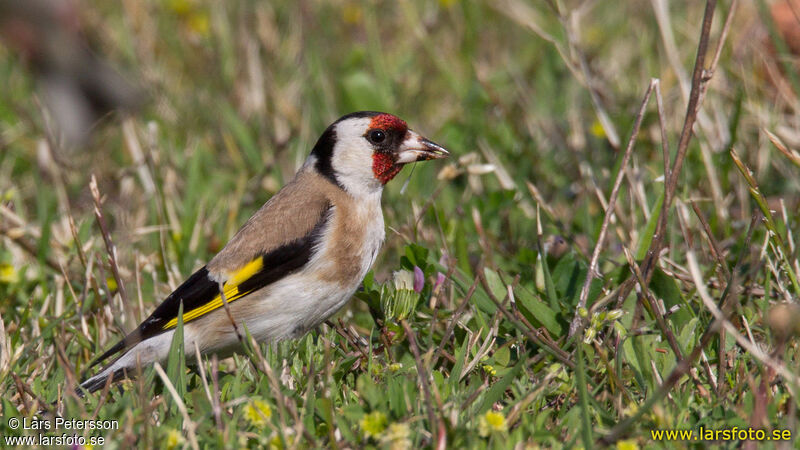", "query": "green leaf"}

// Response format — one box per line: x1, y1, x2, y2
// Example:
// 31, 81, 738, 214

166, 301, 186, 404
470, 288, 497, 316
650, 267, 692, 326
483, 268, 507, 301
317, 396, 335, 438
304, 371, 317, 436
515, 286, 562, 335
677, 318, 700, 355
475, 358, 524, 414
356, 373, 382, 409
450, 335, 470, 385
388, 375, 407, 418
2, 398, 21, 429
402, 243, 429, 270
635, 191, 664, 260
576, 342, 594, 448
621, 335, 646, 392
494, 345, 511, 367
536, 231, 559, 310
551, 255, 594, 306
455, 226, 473, 278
